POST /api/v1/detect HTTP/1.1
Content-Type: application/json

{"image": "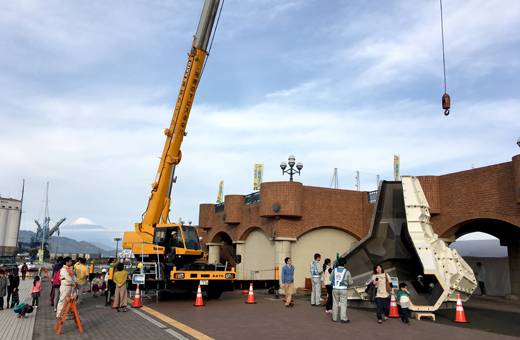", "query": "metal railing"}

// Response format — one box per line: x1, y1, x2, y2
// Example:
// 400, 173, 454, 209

244, 192, 260, 205
215, 202, 225, 213
368, 190, 378, 204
